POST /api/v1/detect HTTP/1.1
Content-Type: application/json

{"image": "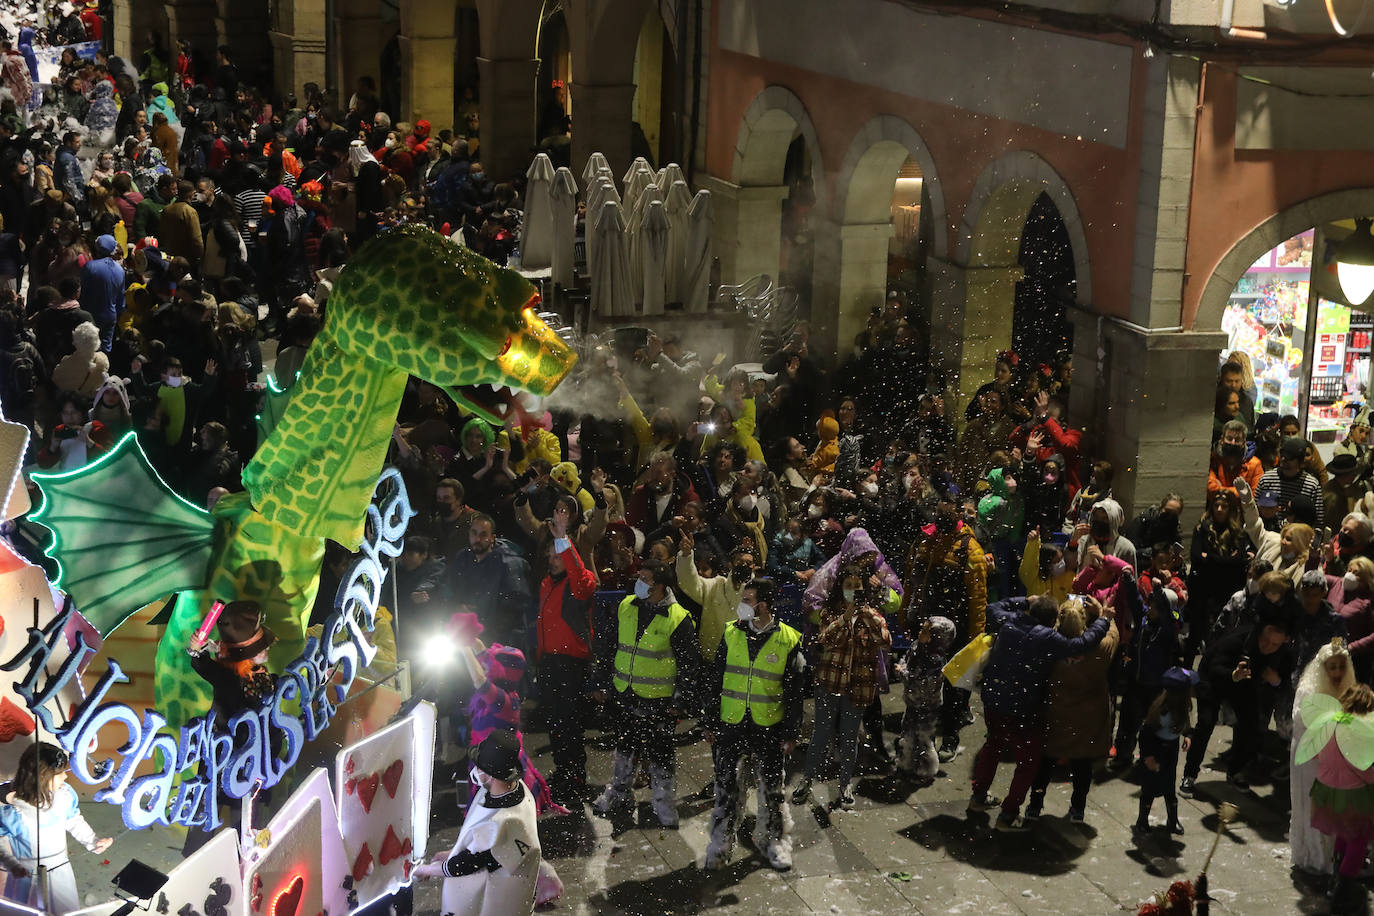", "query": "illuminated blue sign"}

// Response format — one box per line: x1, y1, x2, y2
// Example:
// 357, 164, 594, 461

2, 468, 412, 831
